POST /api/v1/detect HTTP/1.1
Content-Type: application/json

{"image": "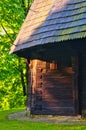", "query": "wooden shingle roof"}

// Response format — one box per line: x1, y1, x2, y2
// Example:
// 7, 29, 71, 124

10, 0, 86, 54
